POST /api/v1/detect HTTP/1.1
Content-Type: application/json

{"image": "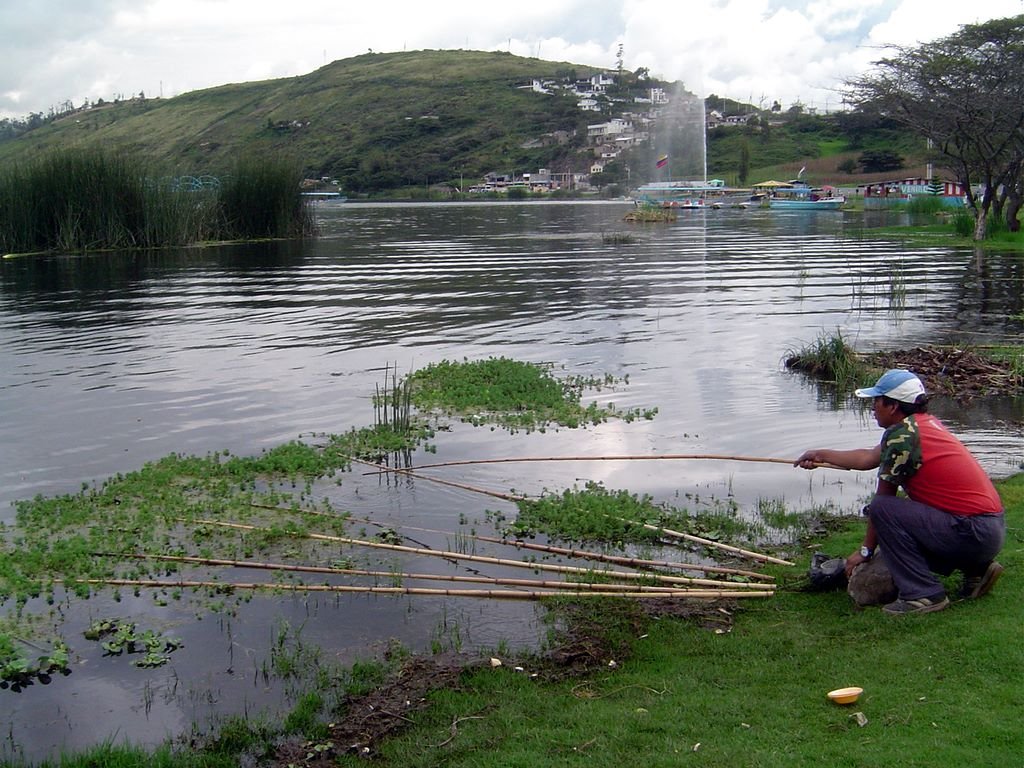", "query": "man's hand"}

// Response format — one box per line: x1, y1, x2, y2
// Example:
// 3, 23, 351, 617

845, 550, 868, 578
794, 450, 824, 469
